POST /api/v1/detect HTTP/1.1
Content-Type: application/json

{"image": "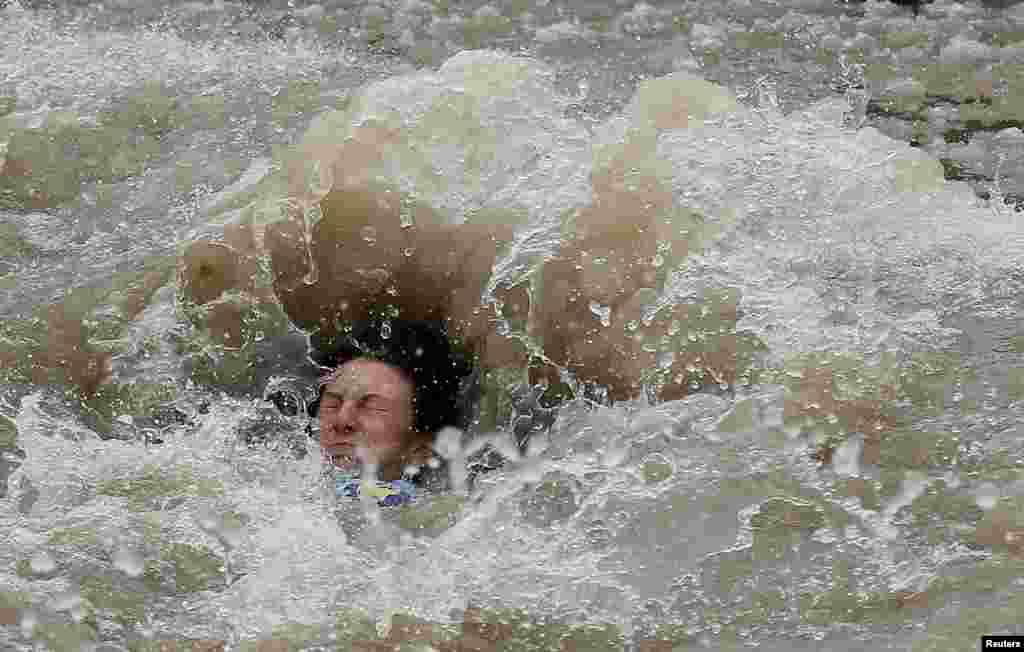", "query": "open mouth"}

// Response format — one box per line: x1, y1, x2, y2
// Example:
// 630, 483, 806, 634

331, 454, 356, 468
325, 446, 357, 469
